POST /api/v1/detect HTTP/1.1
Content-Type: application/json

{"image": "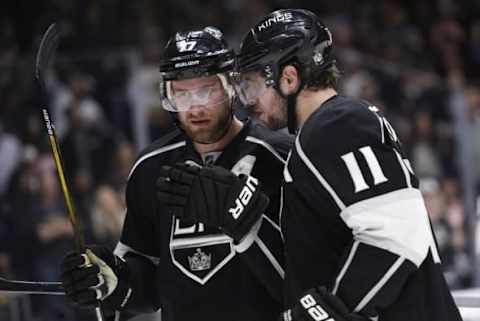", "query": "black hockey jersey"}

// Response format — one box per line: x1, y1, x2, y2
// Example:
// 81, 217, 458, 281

116, 120, 292, 321
281, 95, 462, 320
